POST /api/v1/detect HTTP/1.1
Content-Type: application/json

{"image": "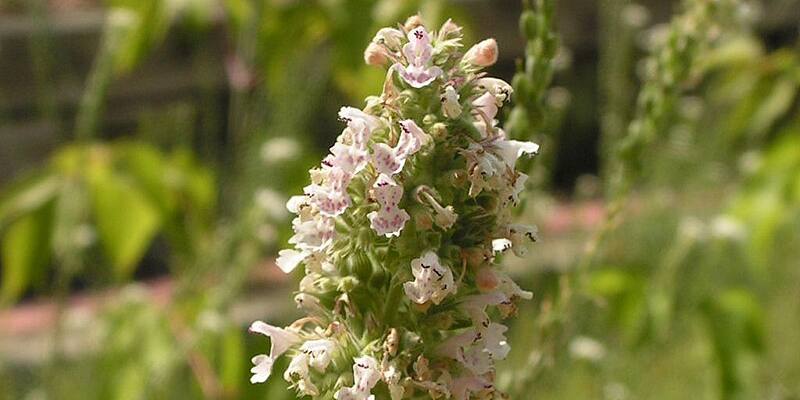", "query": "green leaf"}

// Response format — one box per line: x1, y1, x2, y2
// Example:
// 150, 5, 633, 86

1, 203, 54, 304
90, 173, 162, 279
0, 173, 60, 231
220, 326, 244, 394
116, 142, 174, 215
701, 289, 765, 400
